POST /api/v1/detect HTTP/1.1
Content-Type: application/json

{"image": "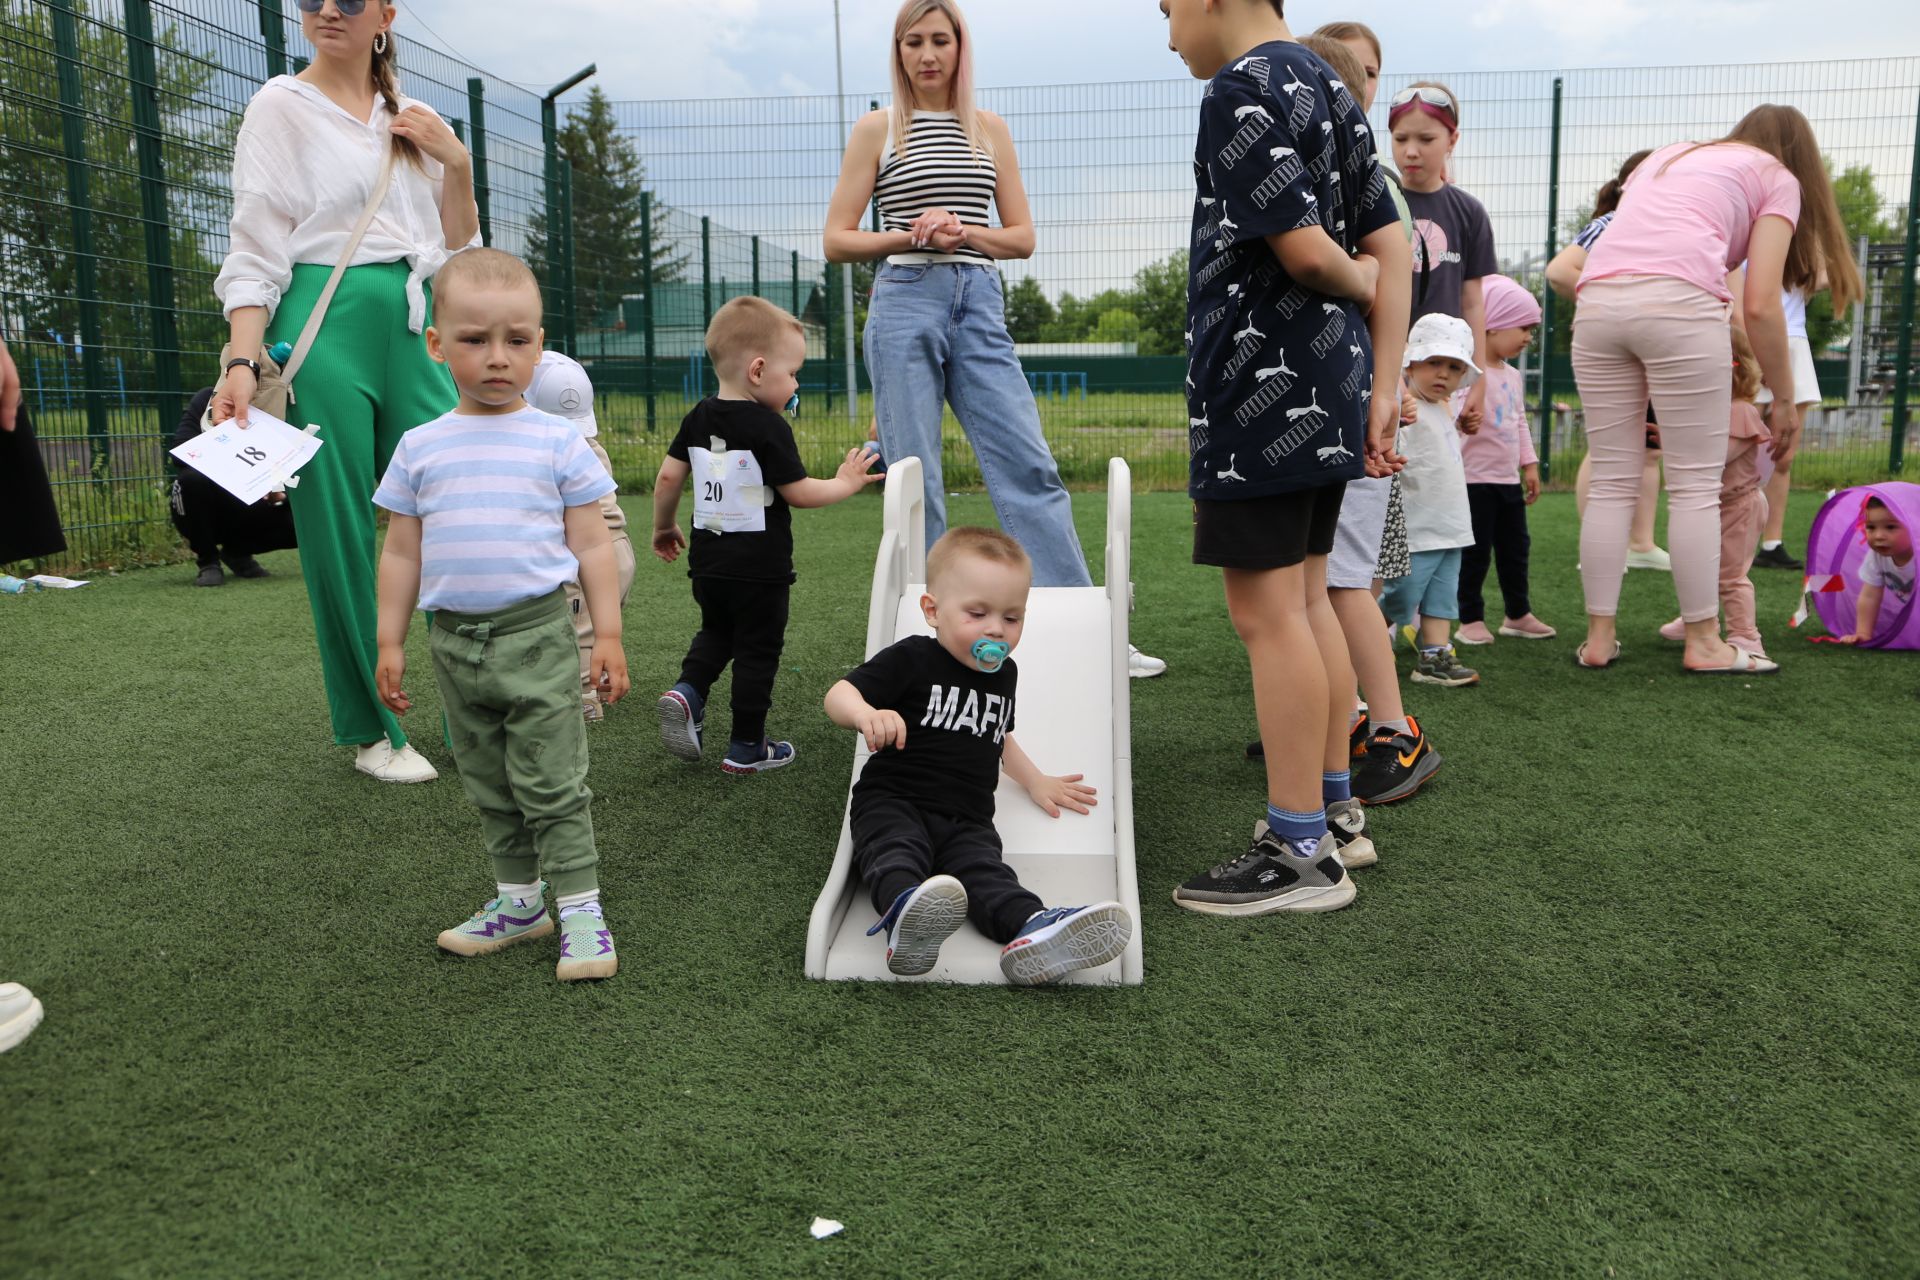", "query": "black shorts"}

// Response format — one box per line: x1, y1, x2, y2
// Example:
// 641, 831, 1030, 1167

1192, 482, 1347, 571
